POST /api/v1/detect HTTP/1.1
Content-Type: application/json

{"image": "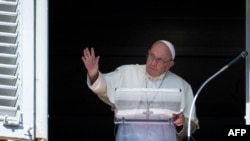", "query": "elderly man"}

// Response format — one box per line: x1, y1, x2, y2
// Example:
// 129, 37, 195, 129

82, 40, 199, 141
